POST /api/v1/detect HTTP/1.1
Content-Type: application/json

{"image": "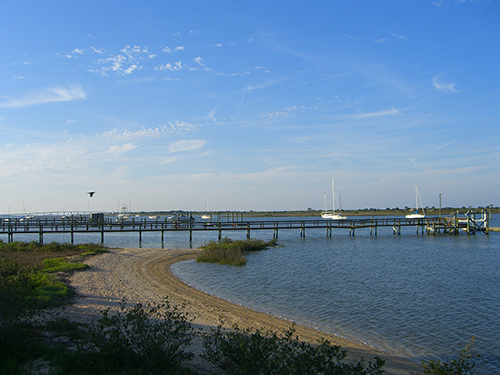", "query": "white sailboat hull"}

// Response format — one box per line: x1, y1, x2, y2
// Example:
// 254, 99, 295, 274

405, 213, 425, 219
321, 213, 347, 220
